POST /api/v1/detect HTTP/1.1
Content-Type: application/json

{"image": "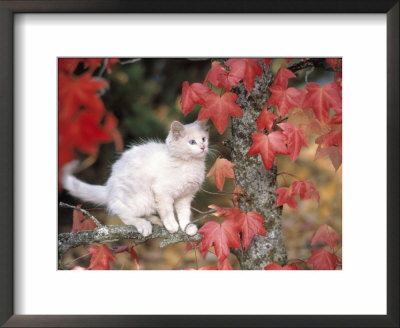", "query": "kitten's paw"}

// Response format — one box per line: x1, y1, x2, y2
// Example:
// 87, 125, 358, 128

185, 224, 198, 236
163, 221, 179, 234
136, 220, 152, 237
